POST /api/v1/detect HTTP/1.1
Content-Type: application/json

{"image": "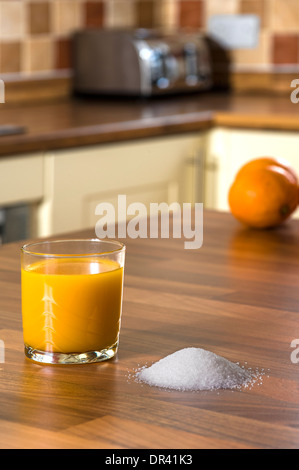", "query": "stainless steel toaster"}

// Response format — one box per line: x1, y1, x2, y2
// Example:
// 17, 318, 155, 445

73, 29, 213, 97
